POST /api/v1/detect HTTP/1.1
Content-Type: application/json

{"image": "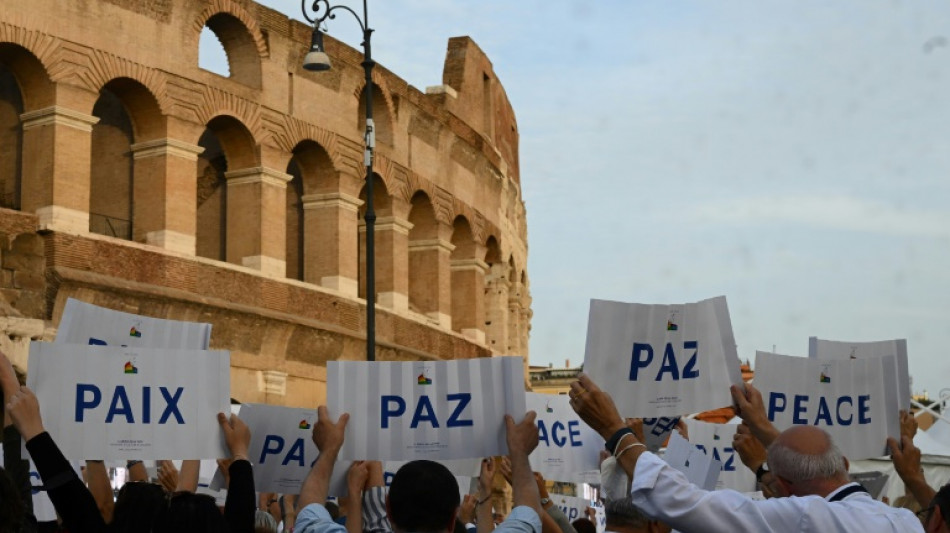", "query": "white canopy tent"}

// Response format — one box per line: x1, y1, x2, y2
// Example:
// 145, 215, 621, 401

849, 422, 950, 504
